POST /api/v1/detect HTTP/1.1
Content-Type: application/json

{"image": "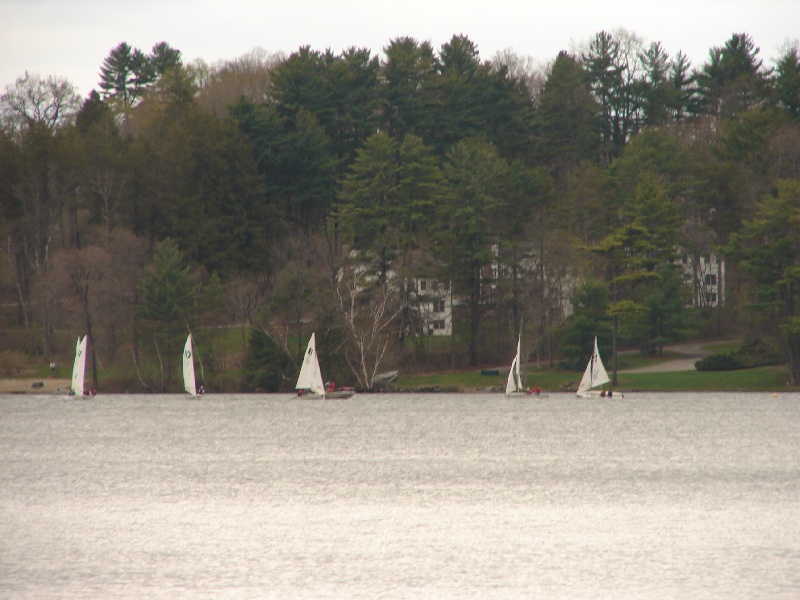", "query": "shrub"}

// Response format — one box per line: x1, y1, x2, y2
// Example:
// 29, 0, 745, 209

695, 352, 744, 371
